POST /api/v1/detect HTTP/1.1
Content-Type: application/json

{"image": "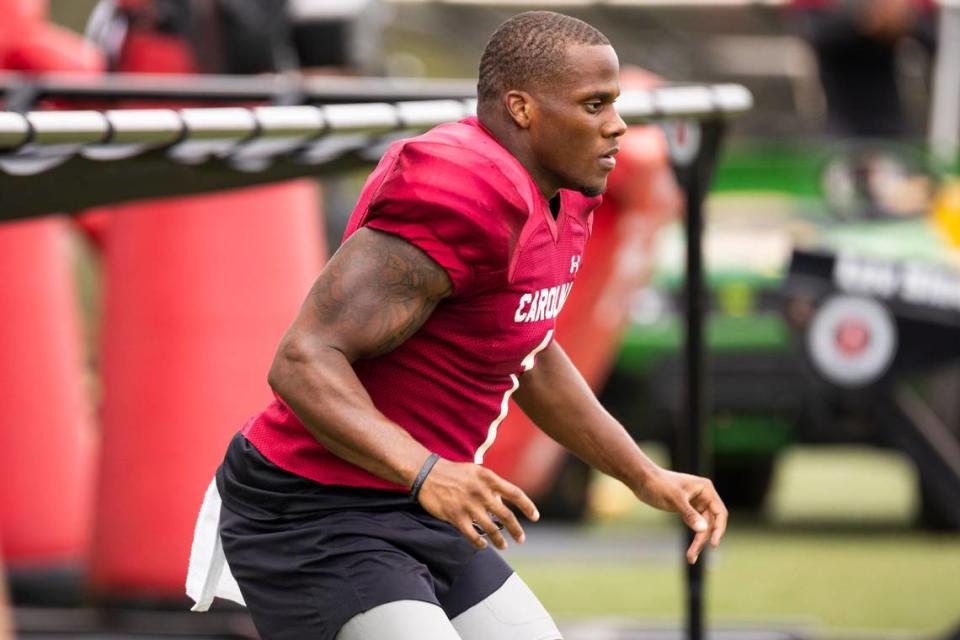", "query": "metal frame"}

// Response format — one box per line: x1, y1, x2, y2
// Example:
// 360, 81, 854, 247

0, 82, 751, 152
0, 82, 751, 223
